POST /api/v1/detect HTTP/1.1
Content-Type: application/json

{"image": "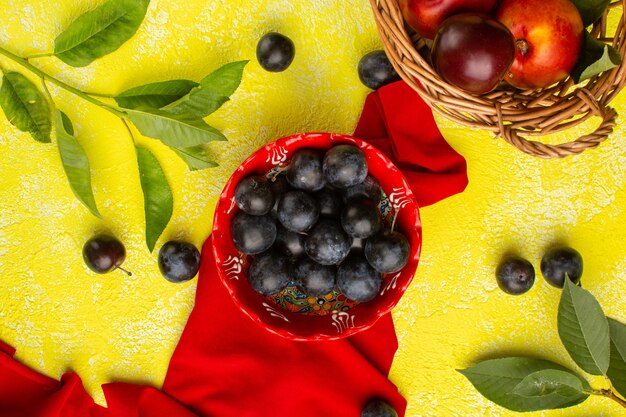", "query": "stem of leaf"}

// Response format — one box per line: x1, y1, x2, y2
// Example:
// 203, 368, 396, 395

590, 388, 626, 408
121, 118, 137, 146
40, 77, 57, 127
0, 45, 127, 118
23, 52, 55, 60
